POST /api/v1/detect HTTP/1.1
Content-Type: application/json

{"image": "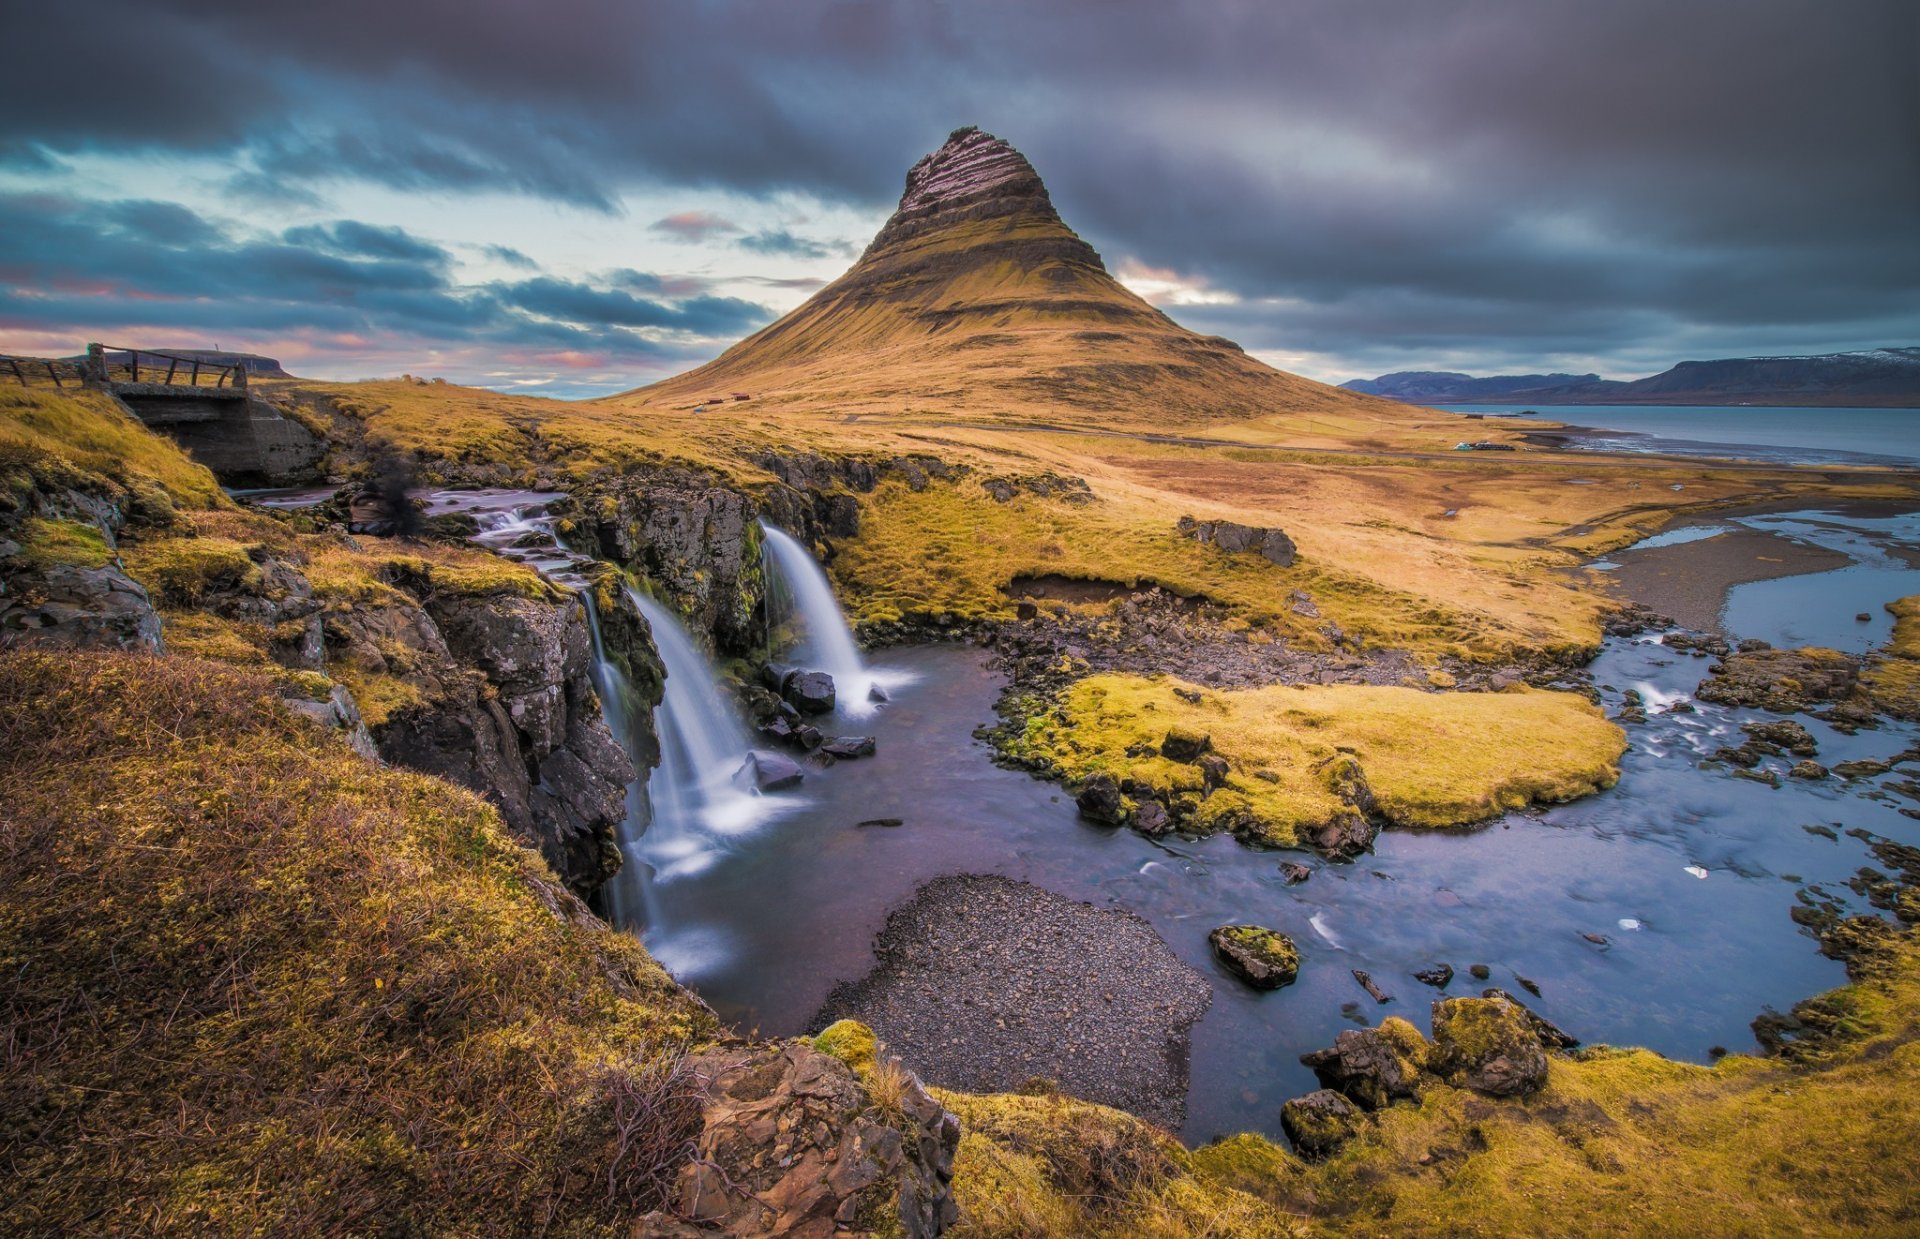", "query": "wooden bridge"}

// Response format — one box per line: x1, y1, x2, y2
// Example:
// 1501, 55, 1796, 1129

4, 341, 321, 482
1, 342, 249, 399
